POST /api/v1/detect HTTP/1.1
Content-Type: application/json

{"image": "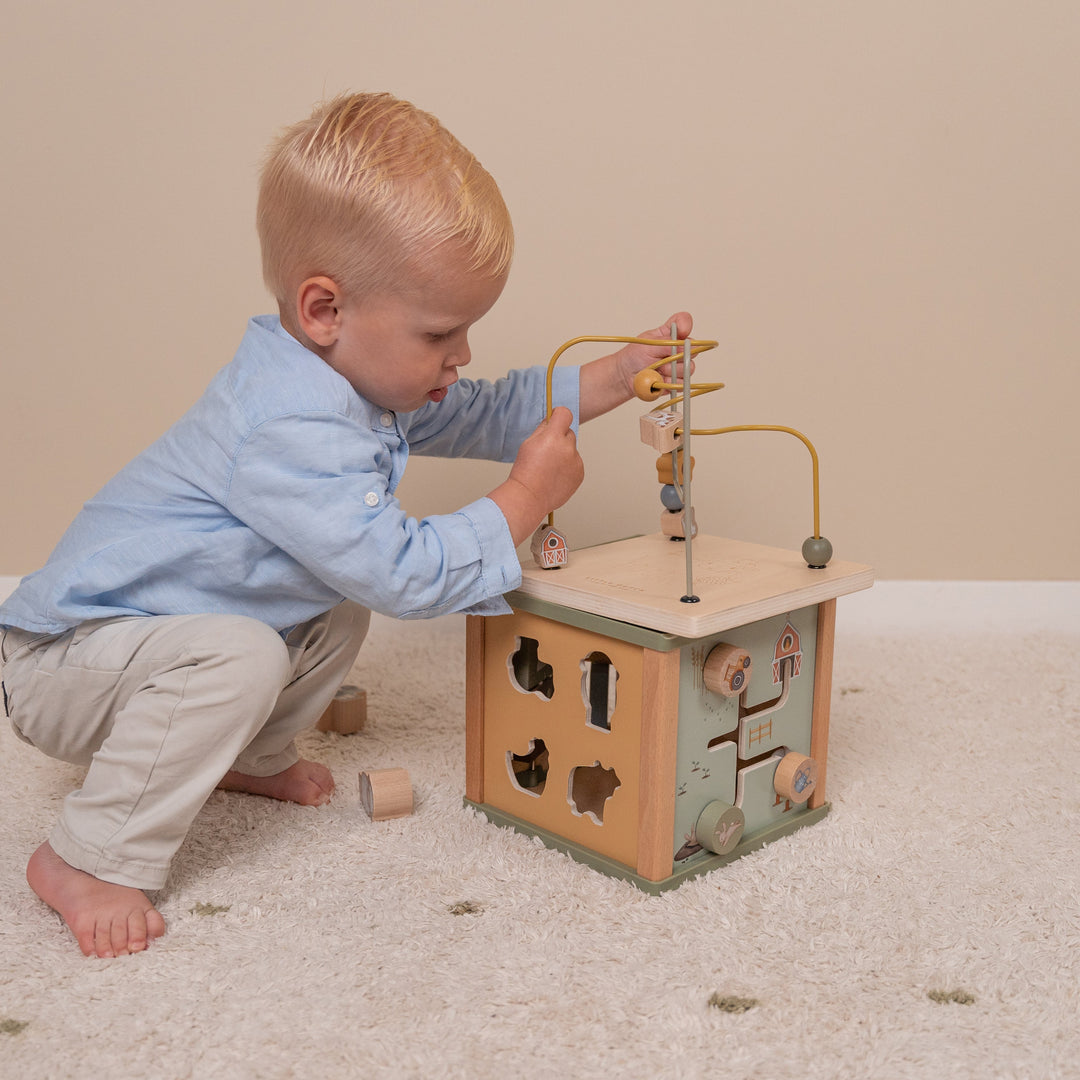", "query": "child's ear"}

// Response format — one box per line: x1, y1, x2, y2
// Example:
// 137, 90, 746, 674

296, 276, 344, 347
